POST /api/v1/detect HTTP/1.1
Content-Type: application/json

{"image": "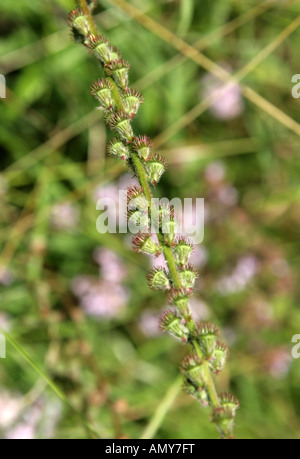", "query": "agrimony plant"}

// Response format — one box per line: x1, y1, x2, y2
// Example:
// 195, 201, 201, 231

68, 0, 239, 439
